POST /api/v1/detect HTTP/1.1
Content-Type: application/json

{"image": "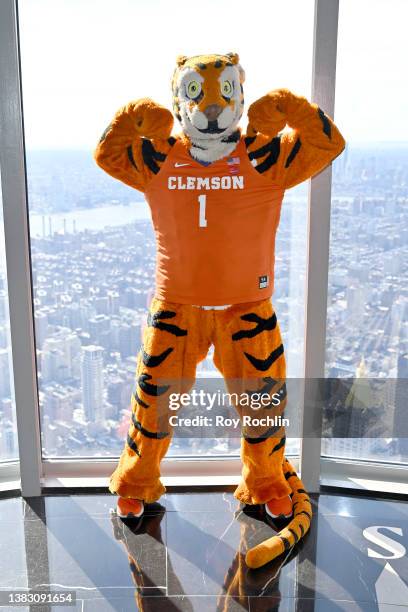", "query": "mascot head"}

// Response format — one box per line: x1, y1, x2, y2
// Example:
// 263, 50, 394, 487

171, 52, 245, 162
